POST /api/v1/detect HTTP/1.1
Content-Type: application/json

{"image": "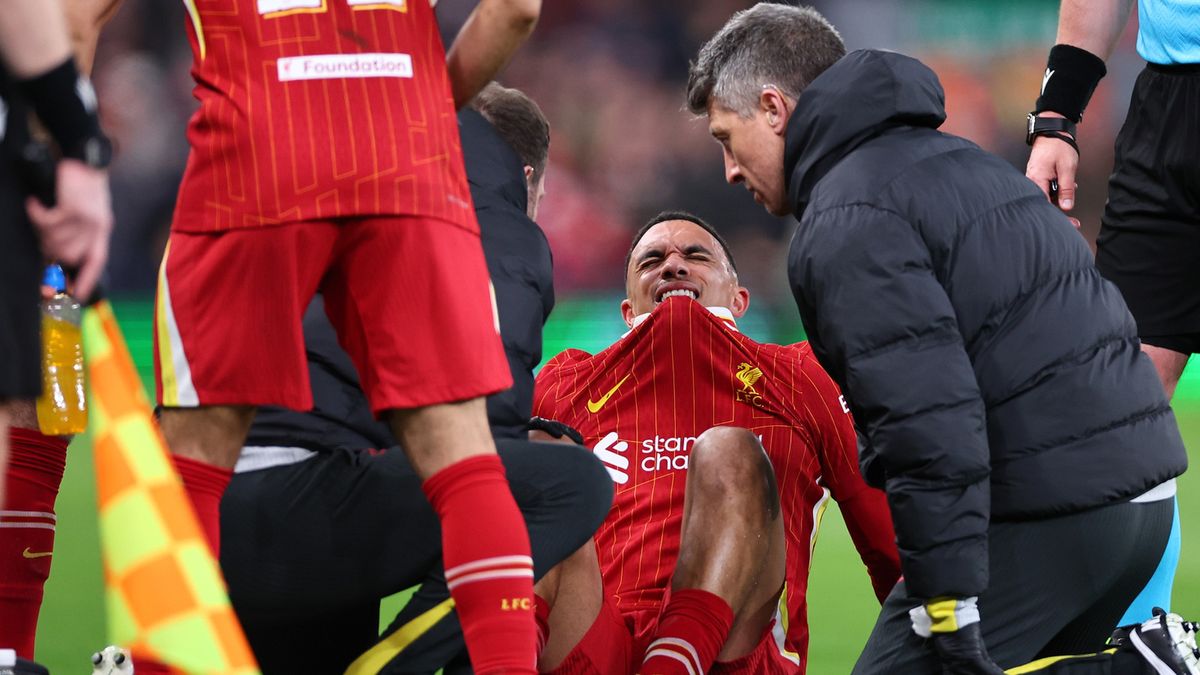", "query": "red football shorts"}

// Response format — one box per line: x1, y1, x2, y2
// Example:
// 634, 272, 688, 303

546, 596, 799, 675
154, 217, 511, 414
